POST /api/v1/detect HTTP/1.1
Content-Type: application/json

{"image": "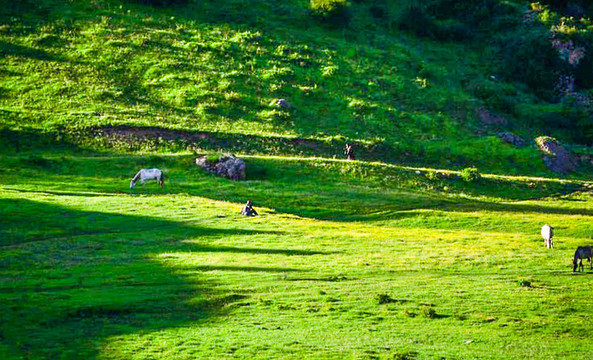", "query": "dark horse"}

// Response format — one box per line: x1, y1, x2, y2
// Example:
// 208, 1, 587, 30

573, 246, 593, 272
